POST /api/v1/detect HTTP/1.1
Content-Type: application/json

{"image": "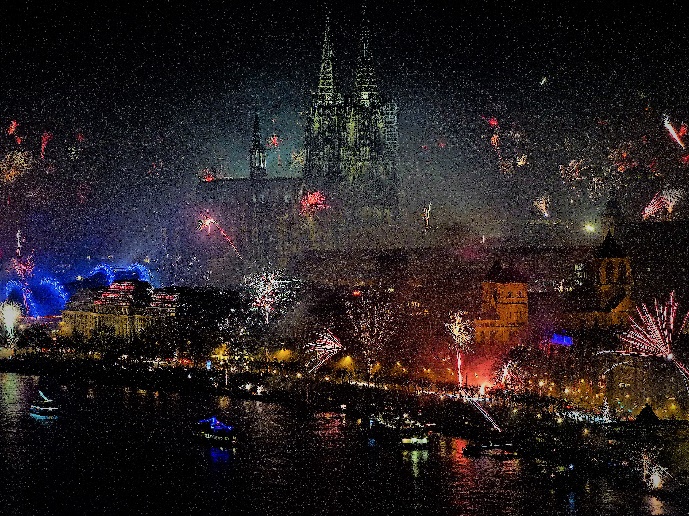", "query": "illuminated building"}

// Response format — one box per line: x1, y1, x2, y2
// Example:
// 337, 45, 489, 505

468, 261, 529, 388
557, 231, 635, 329
474, 261, 529, 345
60, 281, 178, 339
